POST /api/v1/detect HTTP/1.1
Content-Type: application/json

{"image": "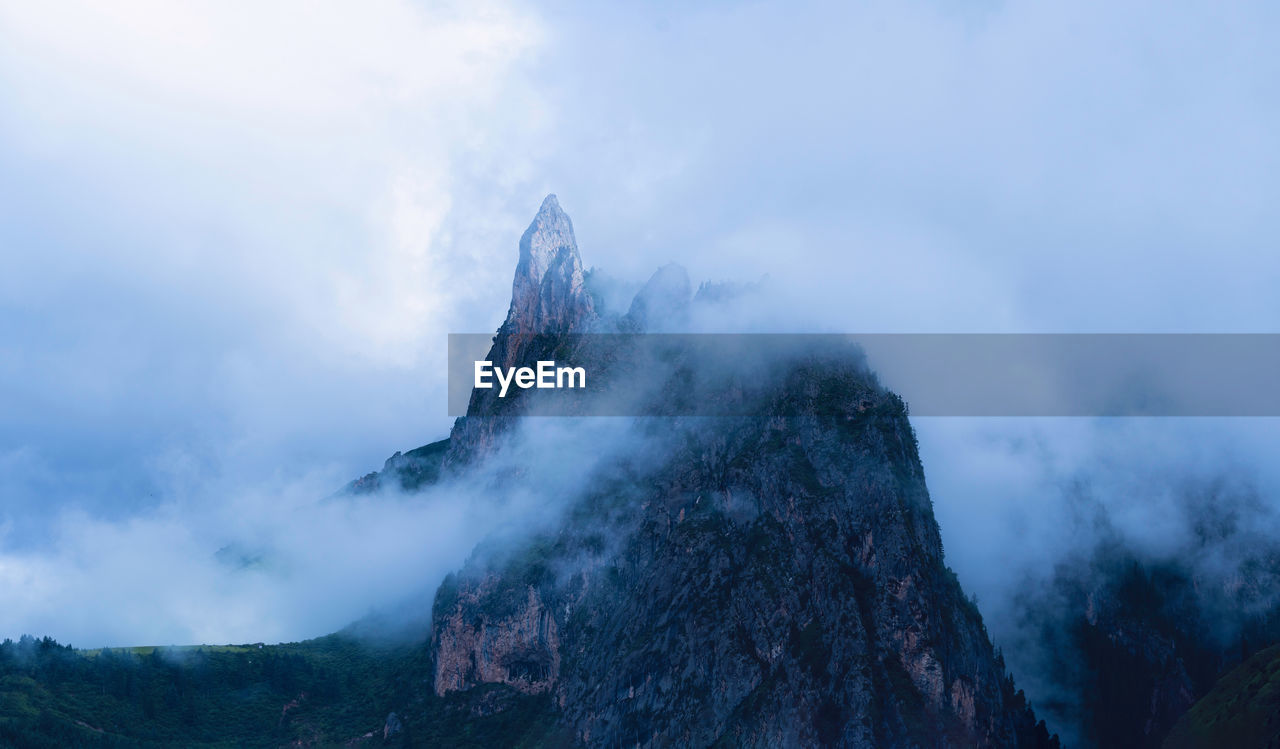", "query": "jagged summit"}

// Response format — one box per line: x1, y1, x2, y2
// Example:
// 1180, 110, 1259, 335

446, 195, 597, 463
505, 193, 594, 335
517, 194, 573, 285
